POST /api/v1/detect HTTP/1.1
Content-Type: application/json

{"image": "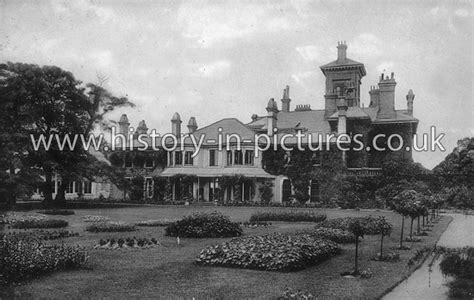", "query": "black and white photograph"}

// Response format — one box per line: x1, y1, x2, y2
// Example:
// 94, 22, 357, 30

0, 0, 472, 299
